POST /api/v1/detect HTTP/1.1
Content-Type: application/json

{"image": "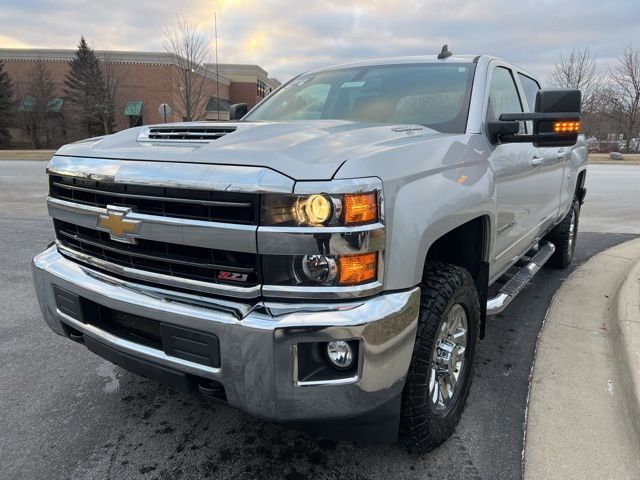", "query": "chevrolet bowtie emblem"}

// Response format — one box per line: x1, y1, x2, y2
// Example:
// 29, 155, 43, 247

97, 206, 141, 244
